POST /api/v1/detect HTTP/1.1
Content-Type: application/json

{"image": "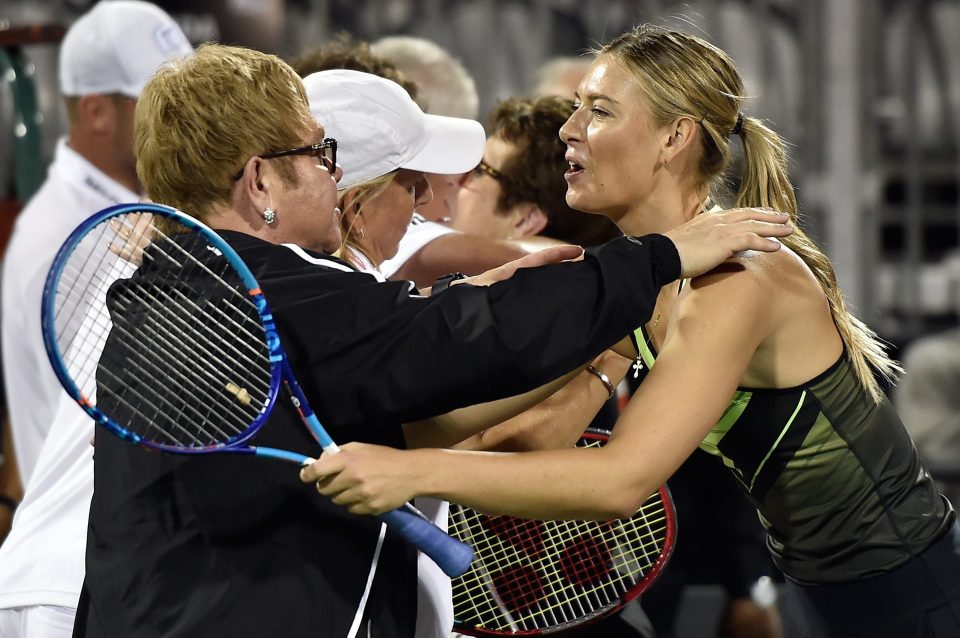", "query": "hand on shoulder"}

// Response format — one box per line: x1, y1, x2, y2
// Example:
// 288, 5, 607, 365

664, 208, 792, 279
